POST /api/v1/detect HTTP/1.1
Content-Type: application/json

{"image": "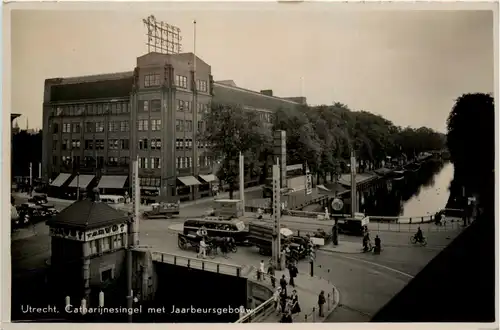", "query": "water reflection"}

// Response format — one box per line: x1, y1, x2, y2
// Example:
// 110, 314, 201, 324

362, 161, 454, 217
